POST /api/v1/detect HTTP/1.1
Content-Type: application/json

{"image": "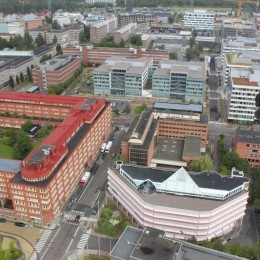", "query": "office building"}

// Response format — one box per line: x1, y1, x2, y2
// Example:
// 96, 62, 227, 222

0, 92, 111, 223
94, 56, 153, 96
114, 23, 137, 45
234, 128, 260, 168
53, 11, 84, 27
228, 66, 260, 124
32, 55, 81, 90
184, 10, 215, 30
152, 60, 206, 101
90, 17, 118, 43
107, 164, 249, 241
